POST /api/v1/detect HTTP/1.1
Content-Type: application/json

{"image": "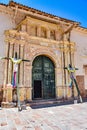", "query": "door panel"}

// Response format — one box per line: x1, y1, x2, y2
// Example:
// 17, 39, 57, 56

32, 55, 55, 99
